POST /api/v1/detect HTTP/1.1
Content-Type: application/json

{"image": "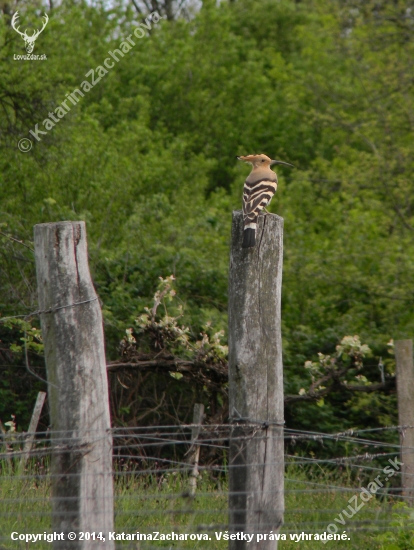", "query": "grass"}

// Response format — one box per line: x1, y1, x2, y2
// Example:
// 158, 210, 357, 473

1, 458, 413, 549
